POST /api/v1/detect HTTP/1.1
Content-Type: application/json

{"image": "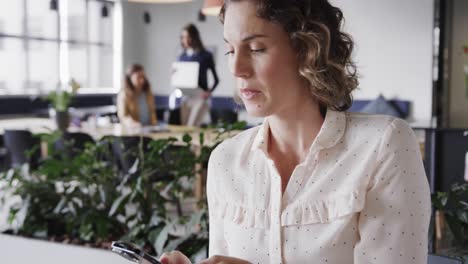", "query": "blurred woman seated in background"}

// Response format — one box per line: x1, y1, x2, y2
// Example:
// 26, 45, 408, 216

117, 64, 157, 127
